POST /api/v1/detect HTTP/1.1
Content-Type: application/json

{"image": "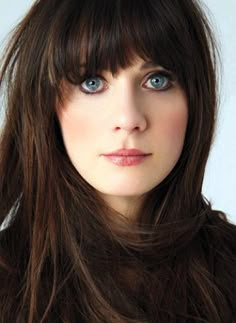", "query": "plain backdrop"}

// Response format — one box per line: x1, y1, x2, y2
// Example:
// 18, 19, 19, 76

0, 0, 235, 224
